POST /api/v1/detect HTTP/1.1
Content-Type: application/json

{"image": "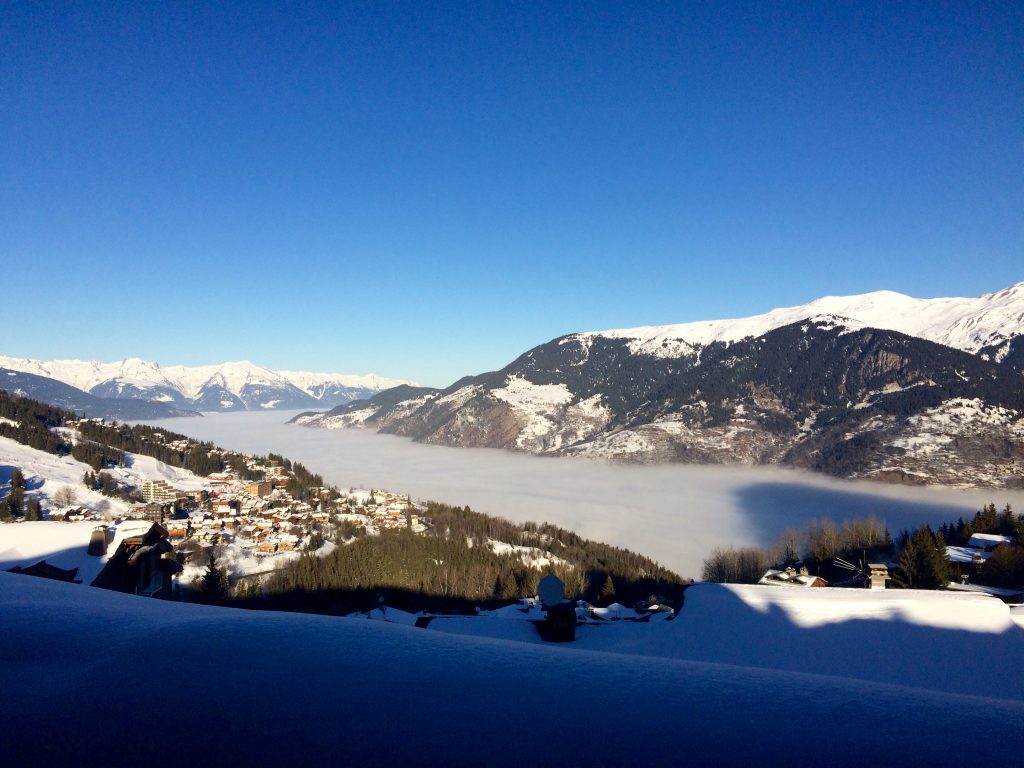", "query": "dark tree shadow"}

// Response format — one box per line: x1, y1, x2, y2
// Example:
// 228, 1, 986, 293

734, 481, 971, 543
